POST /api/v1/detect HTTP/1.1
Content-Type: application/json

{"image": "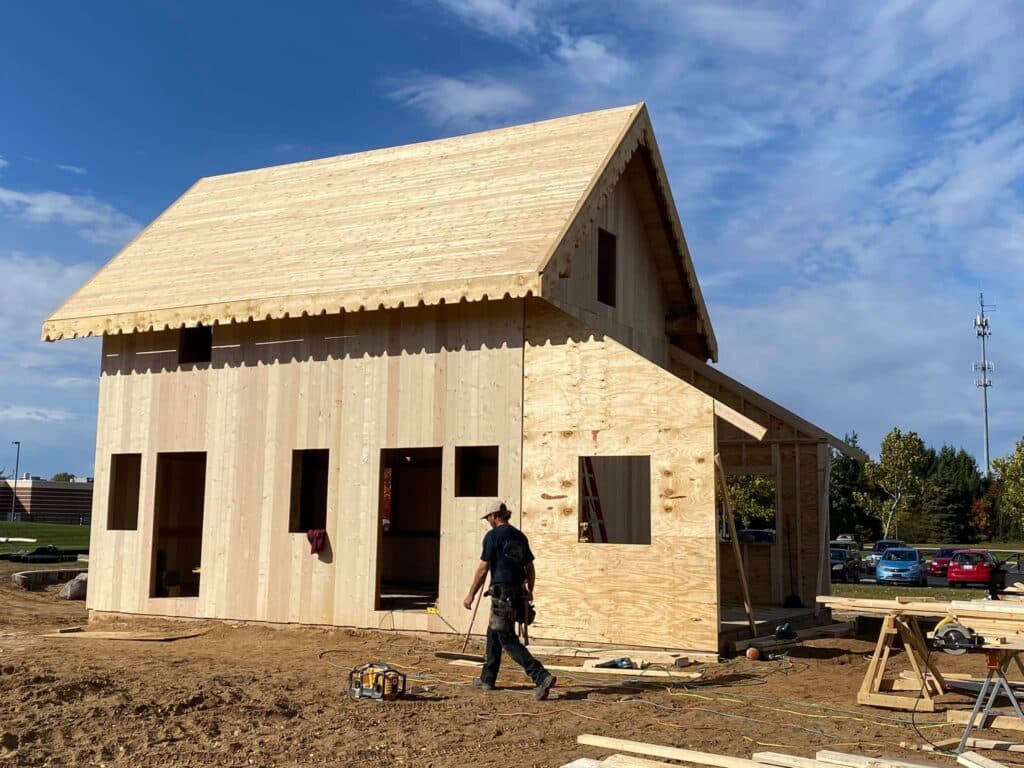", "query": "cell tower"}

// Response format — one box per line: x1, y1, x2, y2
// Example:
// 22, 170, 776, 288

973, 293, 995, 477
